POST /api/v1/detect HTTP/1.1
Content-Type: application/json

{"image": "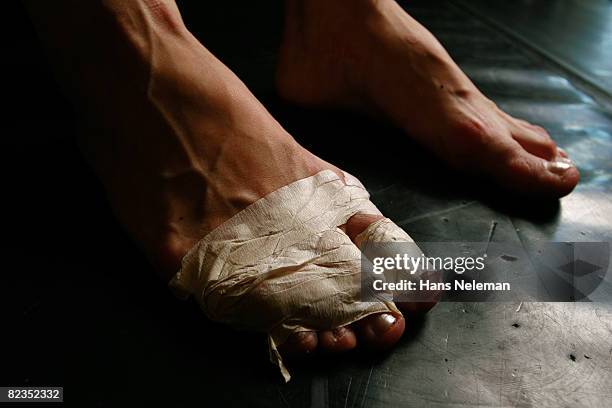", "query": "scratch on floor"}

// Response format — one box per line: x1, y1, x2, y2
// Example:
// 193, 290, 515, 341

277, 386, 290, 408
499, 358, 507, 406
516, 302, 523, 312
543, 311, 562, 327
310, 375, 329, 408
360, 365, 374, 408
344, 377, 353, 408
484, 220, 498, 256
370, 183, 397, 195
396, 201, 477, 225
471, 360, 481, 407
